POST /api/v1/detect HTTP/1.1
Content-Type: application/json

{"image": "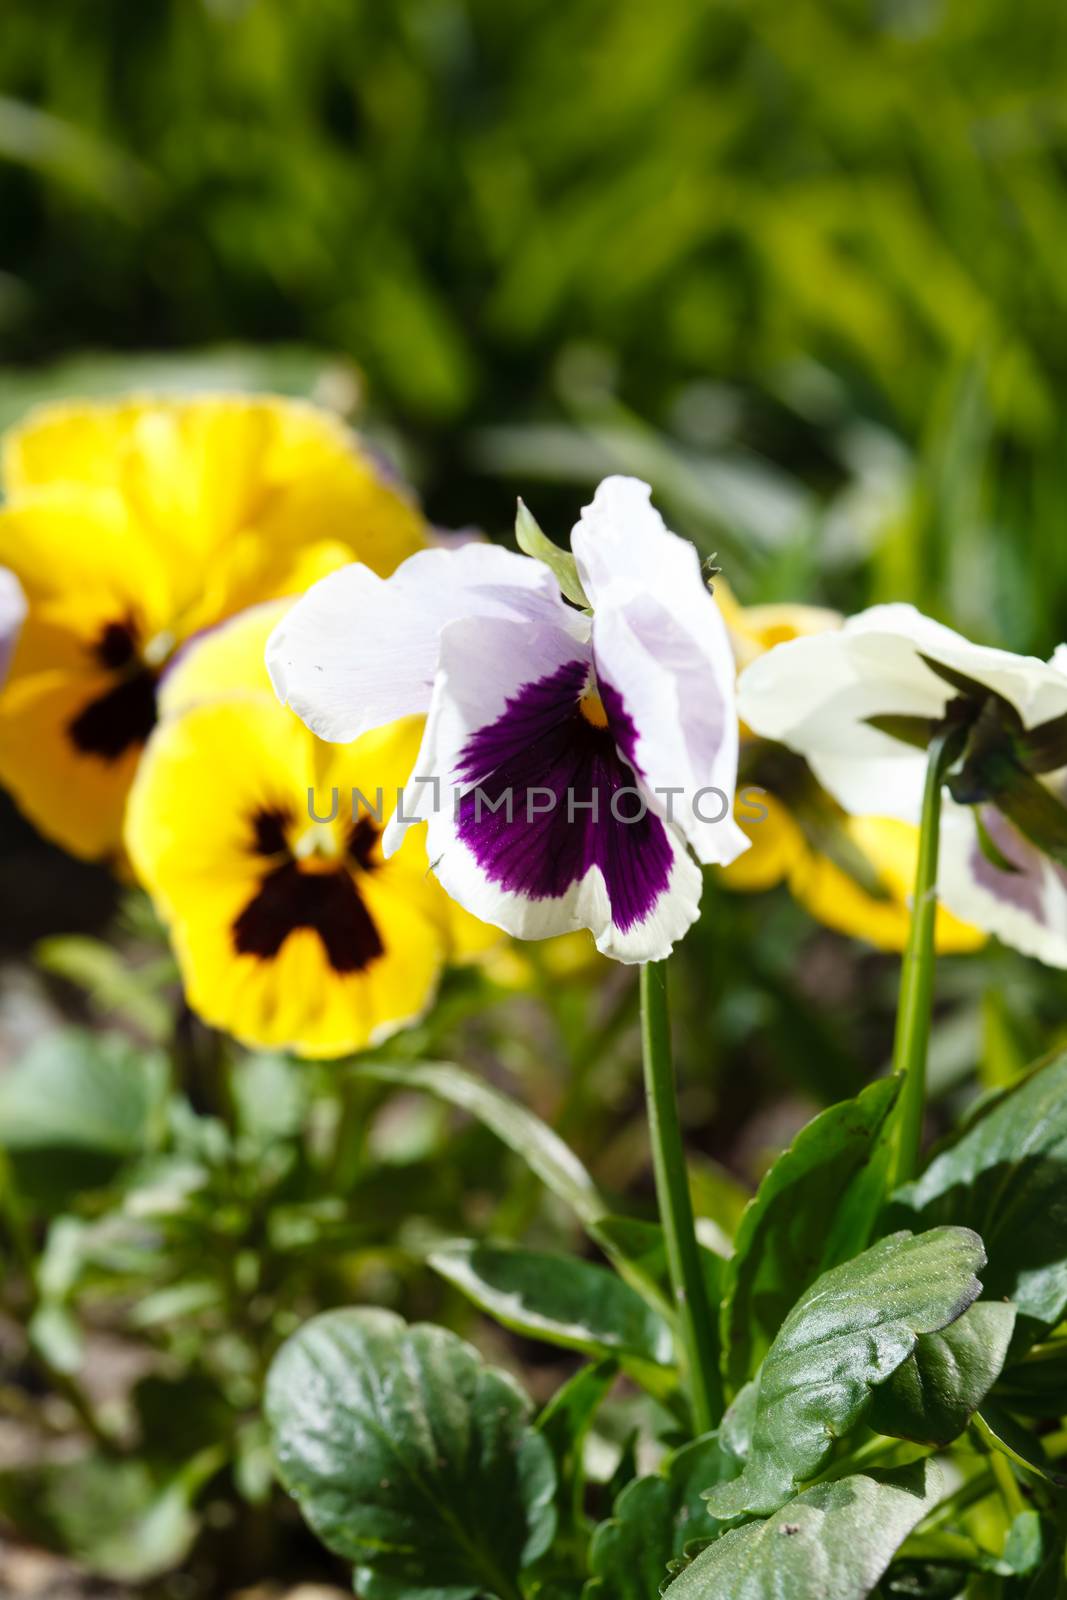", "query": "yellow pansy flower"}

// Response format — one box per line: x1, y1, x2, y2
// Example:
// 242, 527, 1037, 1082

127, 603, 494, 1058
715, 583, 983, 953
0, 394, 426, 861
